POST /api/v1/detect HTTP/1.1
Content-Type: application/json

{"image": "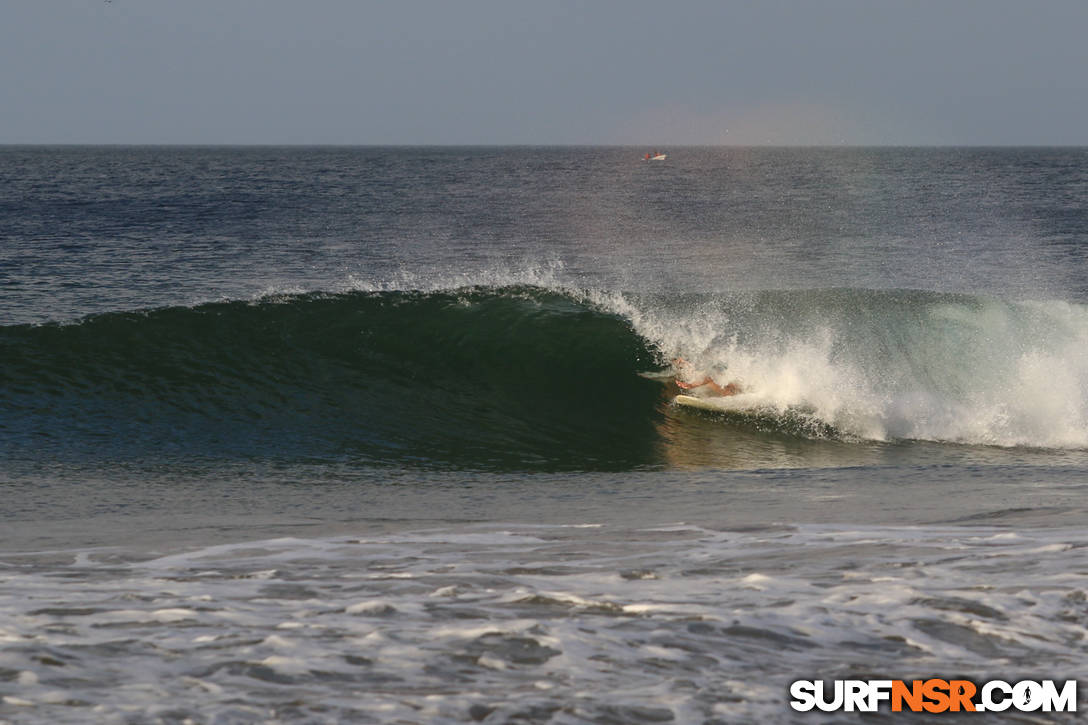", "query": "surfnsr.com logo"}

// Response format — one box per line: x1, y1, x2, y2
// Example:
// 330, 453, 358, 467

789, 679, 1077, 713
